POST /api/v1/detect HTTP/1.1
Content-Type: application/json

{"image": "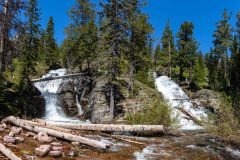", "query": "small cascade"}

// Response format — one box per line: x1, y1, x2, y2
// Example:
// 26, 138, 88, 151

76, 95, 83, 115
34, 69, 83, 123
155, 76, 207, 130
